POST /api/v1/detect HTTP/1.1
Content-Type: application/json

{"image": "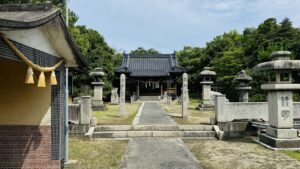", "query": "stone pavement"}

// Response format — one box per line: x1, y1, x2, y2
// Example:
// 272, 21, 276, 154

139, 102, 176, 125
121, 102, 202, 169
121, 138, 201, 169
